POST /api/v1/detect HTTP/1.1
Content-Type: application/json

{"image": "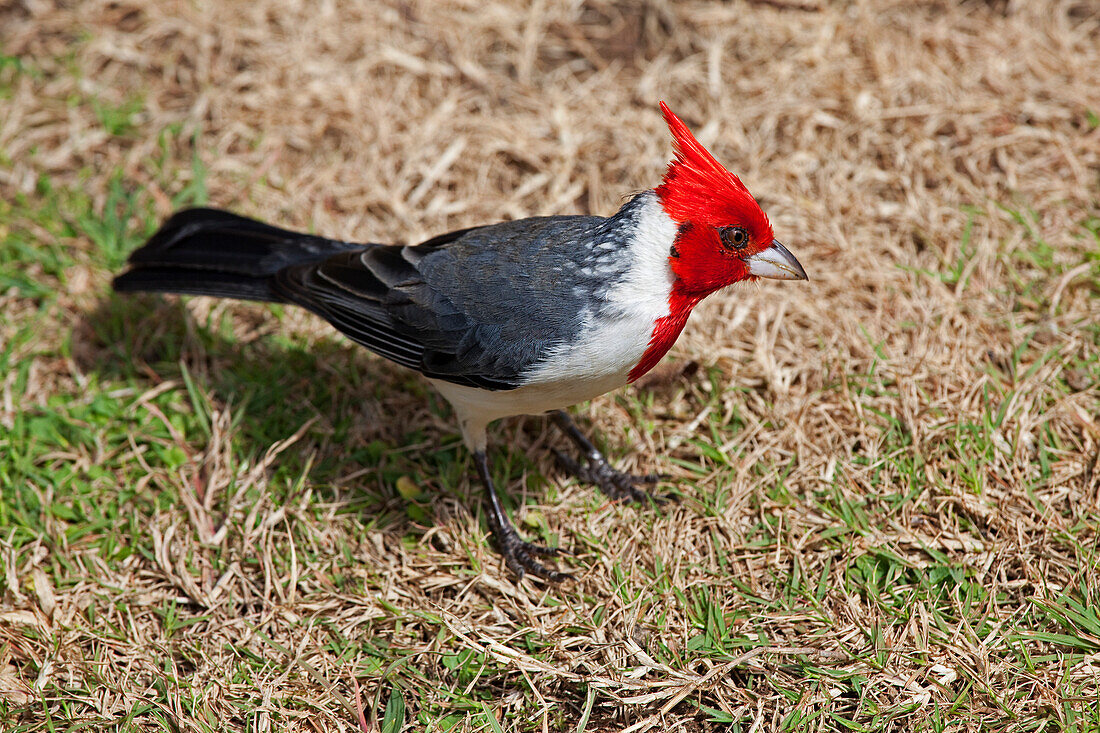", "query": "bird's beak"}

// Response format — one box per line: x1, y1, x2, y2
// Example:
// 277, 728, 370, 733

745, 240, 808, 281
